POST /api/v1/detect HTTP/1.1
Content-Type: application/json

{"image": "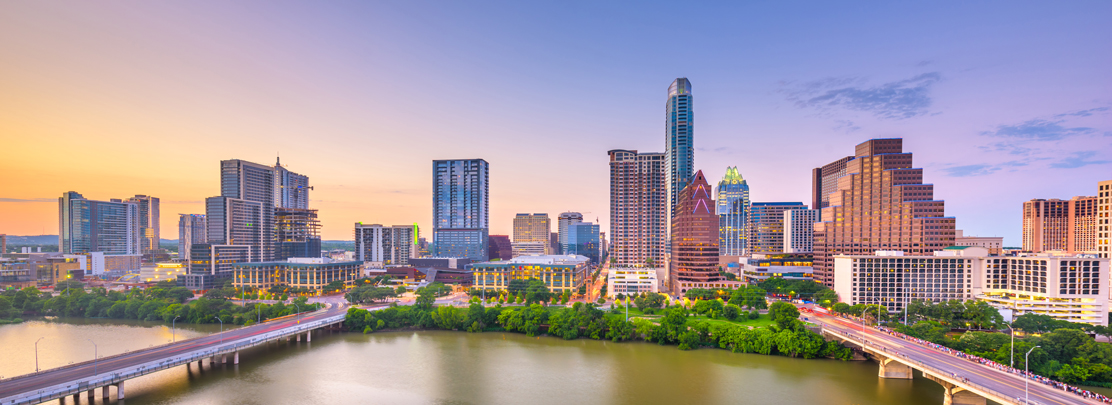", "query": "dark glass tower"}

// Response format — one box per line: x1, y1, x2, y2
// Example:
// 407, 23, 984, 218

716, 167, 750, 256
432, 159, 490, 260
666, 78, 694, 239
